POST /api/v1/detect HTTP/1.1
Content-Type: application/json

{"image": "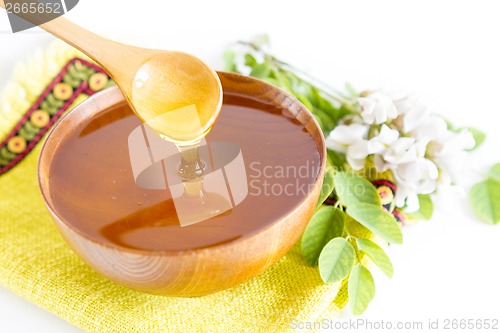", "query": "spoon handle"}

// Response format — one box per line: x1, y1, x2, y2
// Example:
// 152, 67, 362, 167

0, 0, 144, 85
